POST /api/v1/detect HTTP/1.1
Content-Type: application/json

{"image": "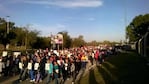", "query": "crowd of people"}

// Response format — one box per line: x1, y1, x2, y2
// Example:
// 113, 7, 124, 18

0, 46, 116, 84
